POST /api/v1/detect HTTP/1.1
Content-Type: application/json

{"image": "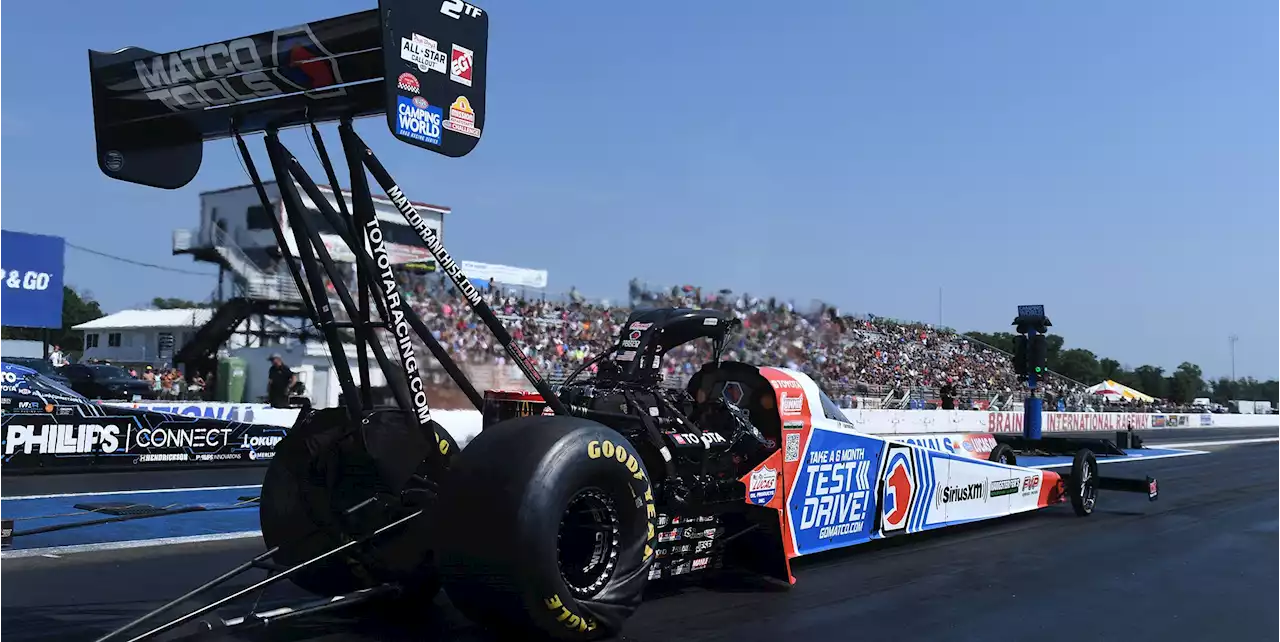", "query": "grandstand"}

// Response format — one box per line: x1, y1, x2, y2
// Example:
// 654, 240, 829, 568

392, 269, 1091, 411
170, 180, 1090, 412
